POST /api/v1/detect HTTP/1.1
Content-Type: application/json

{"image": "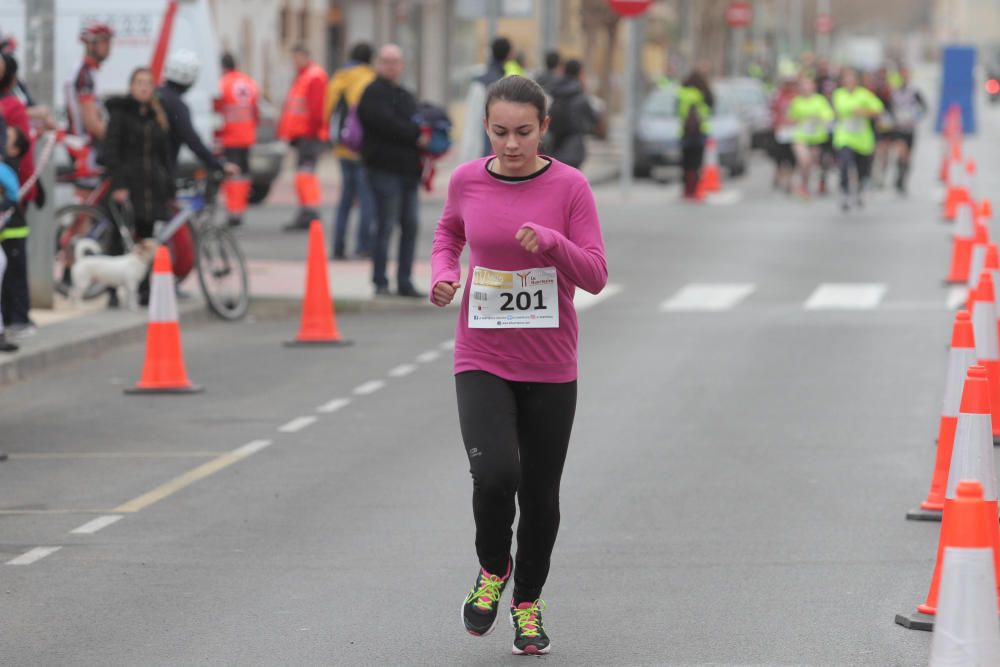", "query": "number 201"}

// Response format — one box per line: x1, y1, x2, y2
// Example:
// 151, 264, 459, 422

500, 290, 547, 311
